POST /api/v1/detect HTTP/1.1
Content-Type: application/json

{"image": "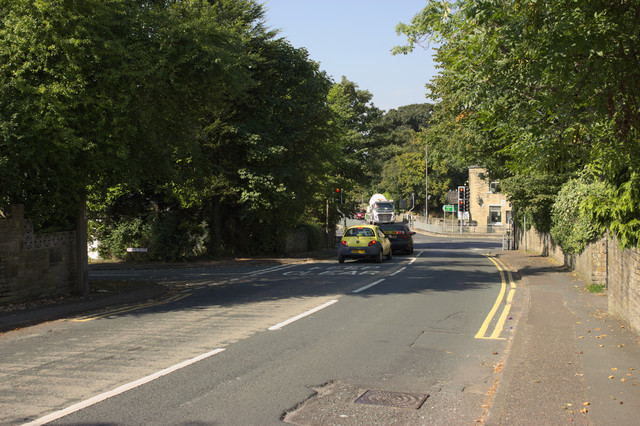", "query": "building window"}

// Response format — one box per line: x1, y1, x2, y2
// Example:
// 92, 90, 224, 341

489, 206, 502, 224
490, 181, 500, 193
